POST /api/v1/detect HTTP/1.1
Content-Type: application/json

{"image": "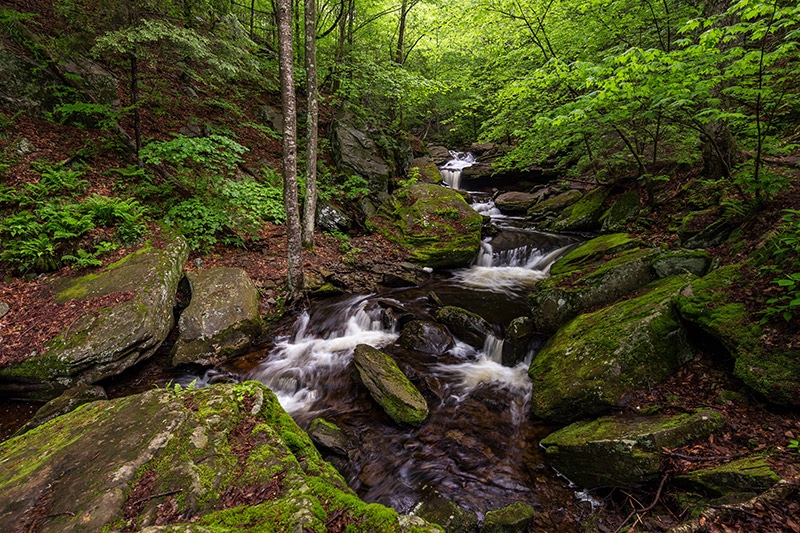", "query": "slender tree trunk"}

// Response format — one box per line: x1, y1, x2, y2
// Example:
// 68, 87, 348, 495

302, 0, 319, 249
129, 53, 141, 167
277, 0, 304, 298
395, 0, 408, 64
